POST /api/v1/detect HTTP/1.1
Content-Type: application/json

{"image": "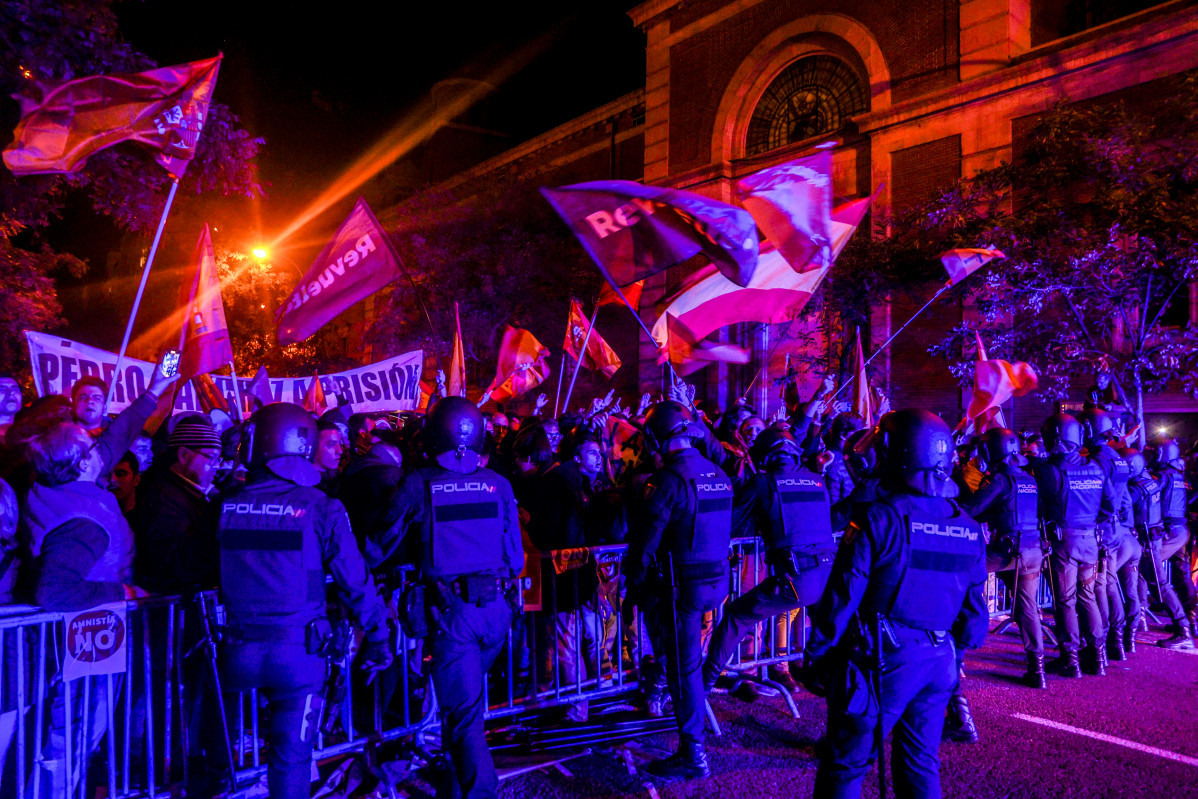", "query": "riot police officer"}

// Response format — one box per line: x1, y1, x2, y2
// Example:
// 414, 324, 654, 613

961, 428, 1047, 687
384, 397, 523, 798
1123, 448, 1184, 650
702, 428, 847, 692
803, 409, 988, 799
625, 401, 732, 780
1151, 439, 1196, 646
218, 403, 392, 799
1078, 409, 1140, 661
1033, 413, 1113, 677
